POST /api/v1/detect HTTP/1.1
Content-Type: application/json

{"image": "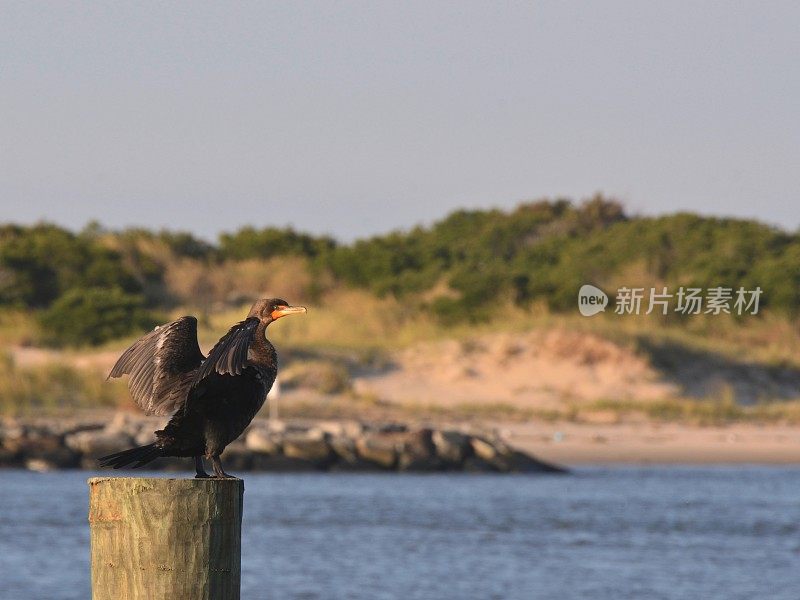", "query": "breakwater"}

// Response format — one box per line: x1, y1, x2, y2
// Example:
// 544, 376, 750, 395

0, 413, 565, 474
